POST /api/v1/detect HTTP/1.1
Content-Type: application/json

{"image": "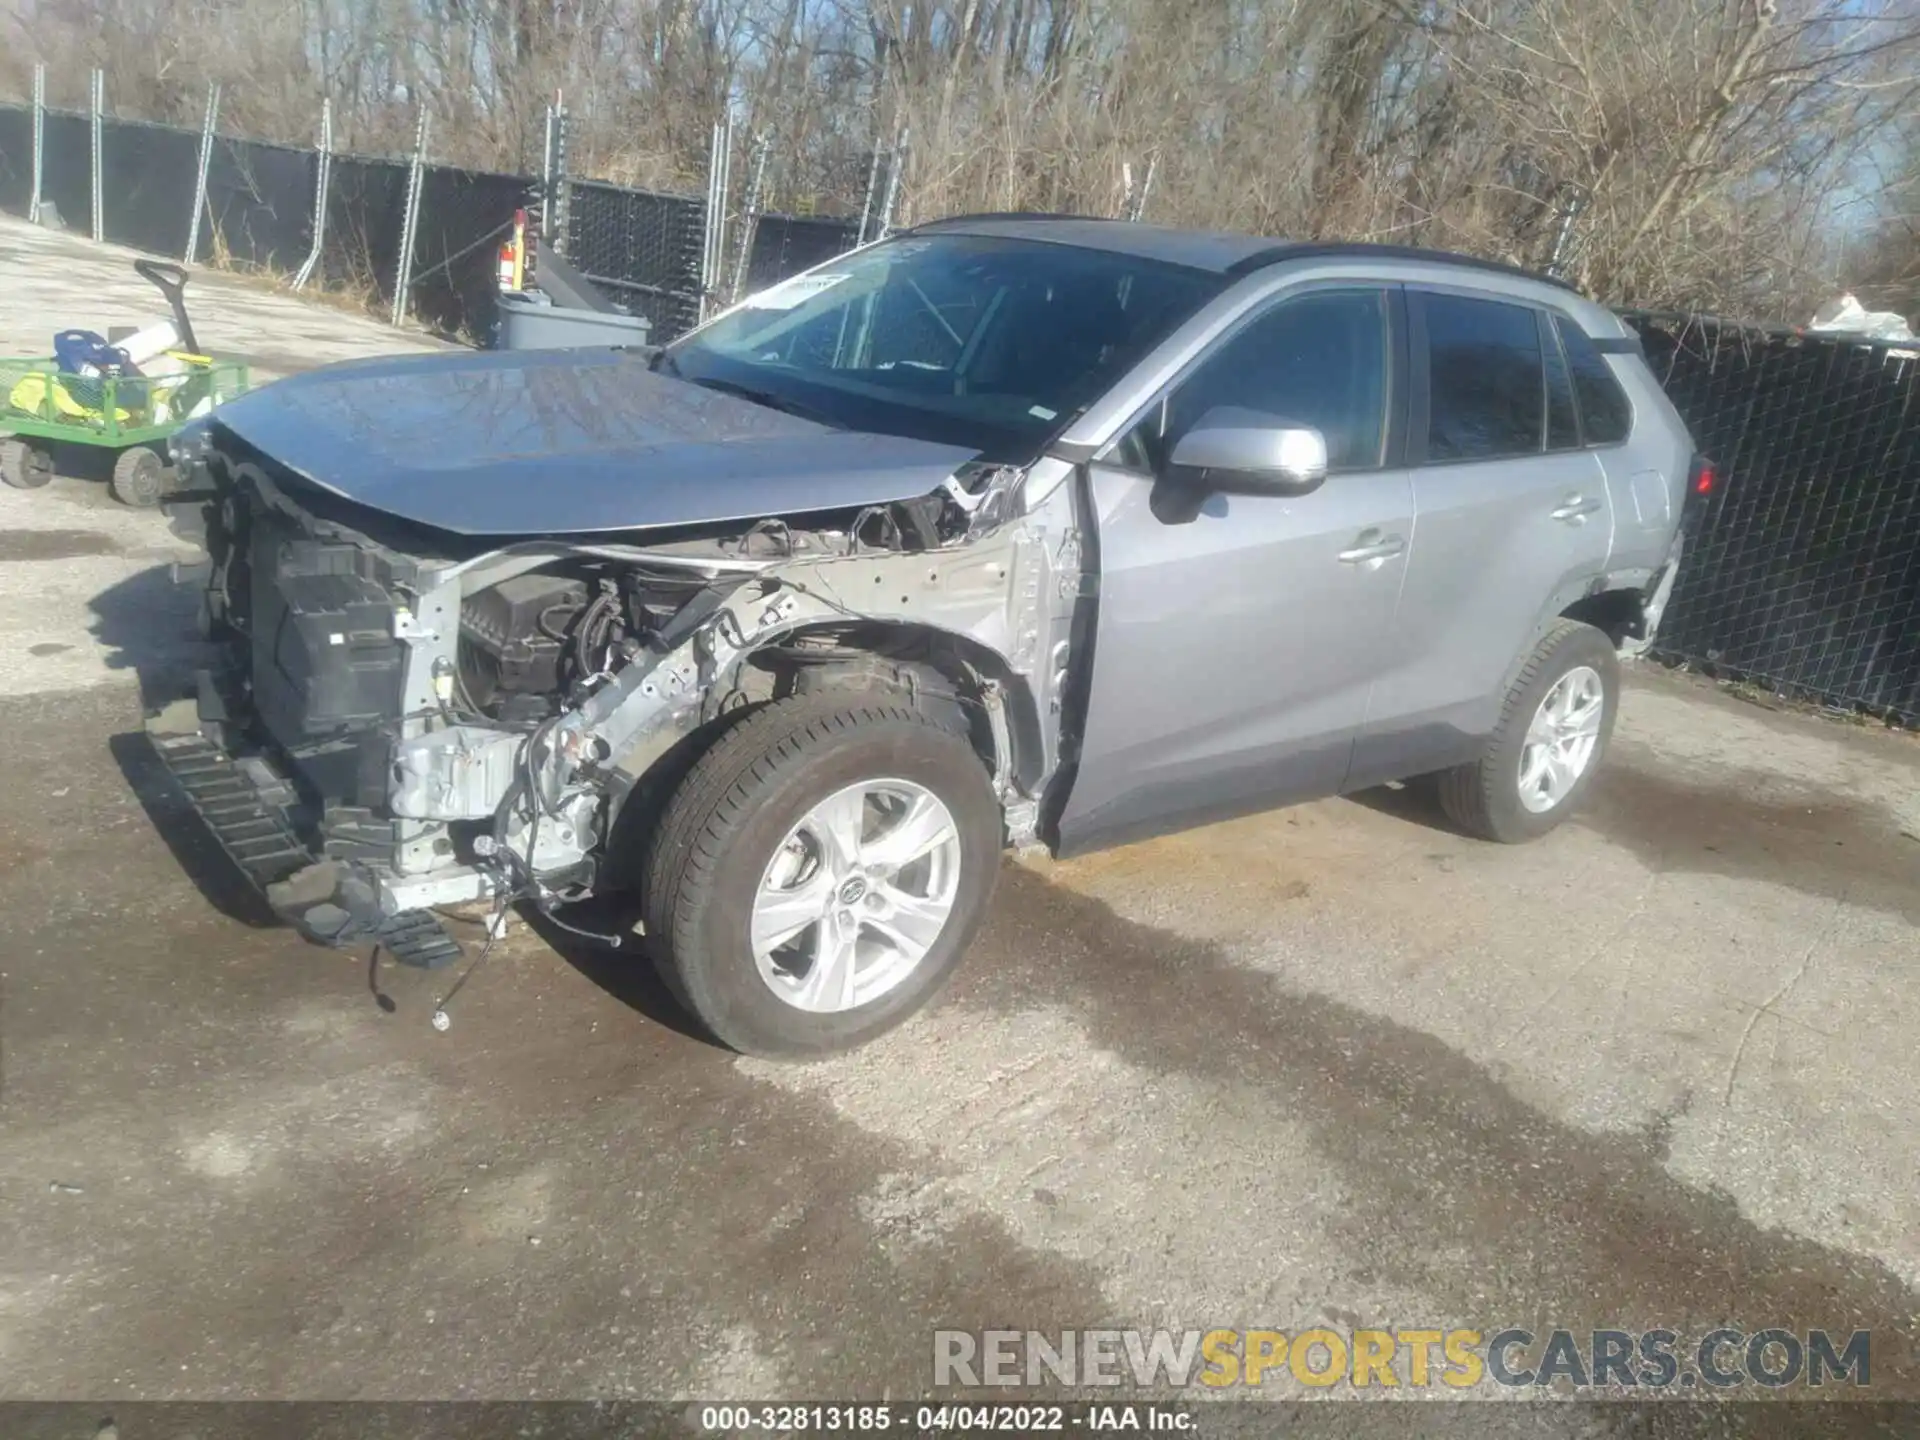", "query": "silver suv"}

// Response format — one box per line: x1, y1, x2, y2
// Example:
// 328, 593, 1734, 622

155, 216, 1698, 1057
